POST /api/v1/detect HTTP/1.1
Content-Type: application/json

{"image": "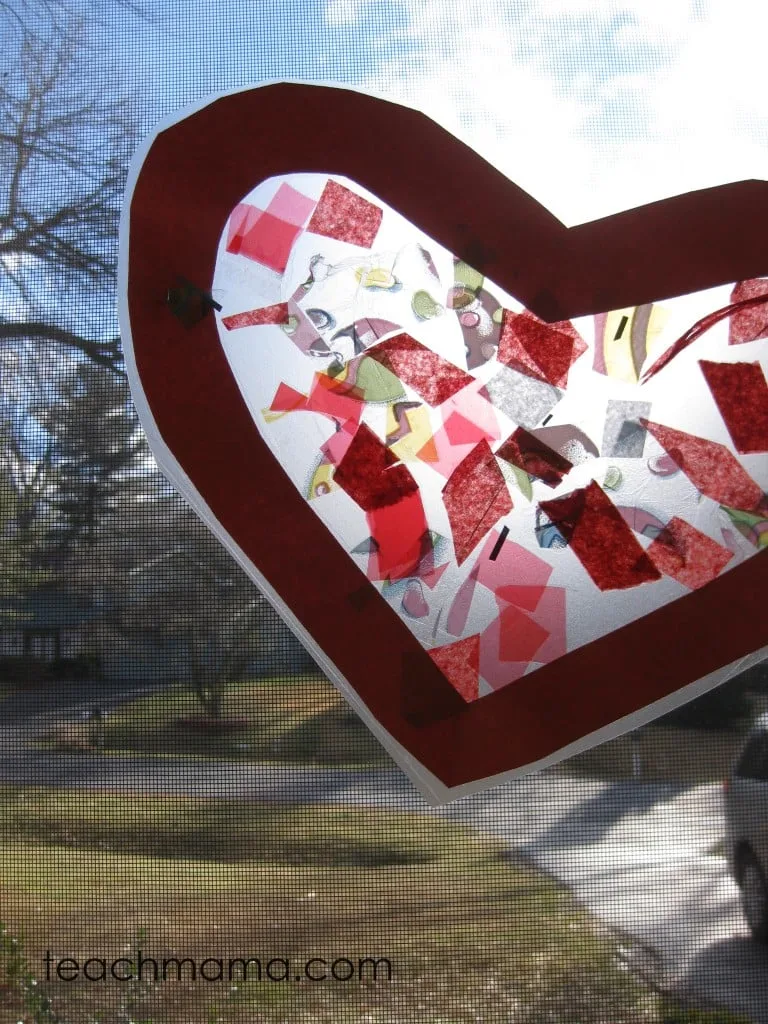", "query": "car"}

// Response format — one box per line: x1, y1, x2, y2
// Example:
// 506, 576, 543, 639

724, 712, 768, 941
